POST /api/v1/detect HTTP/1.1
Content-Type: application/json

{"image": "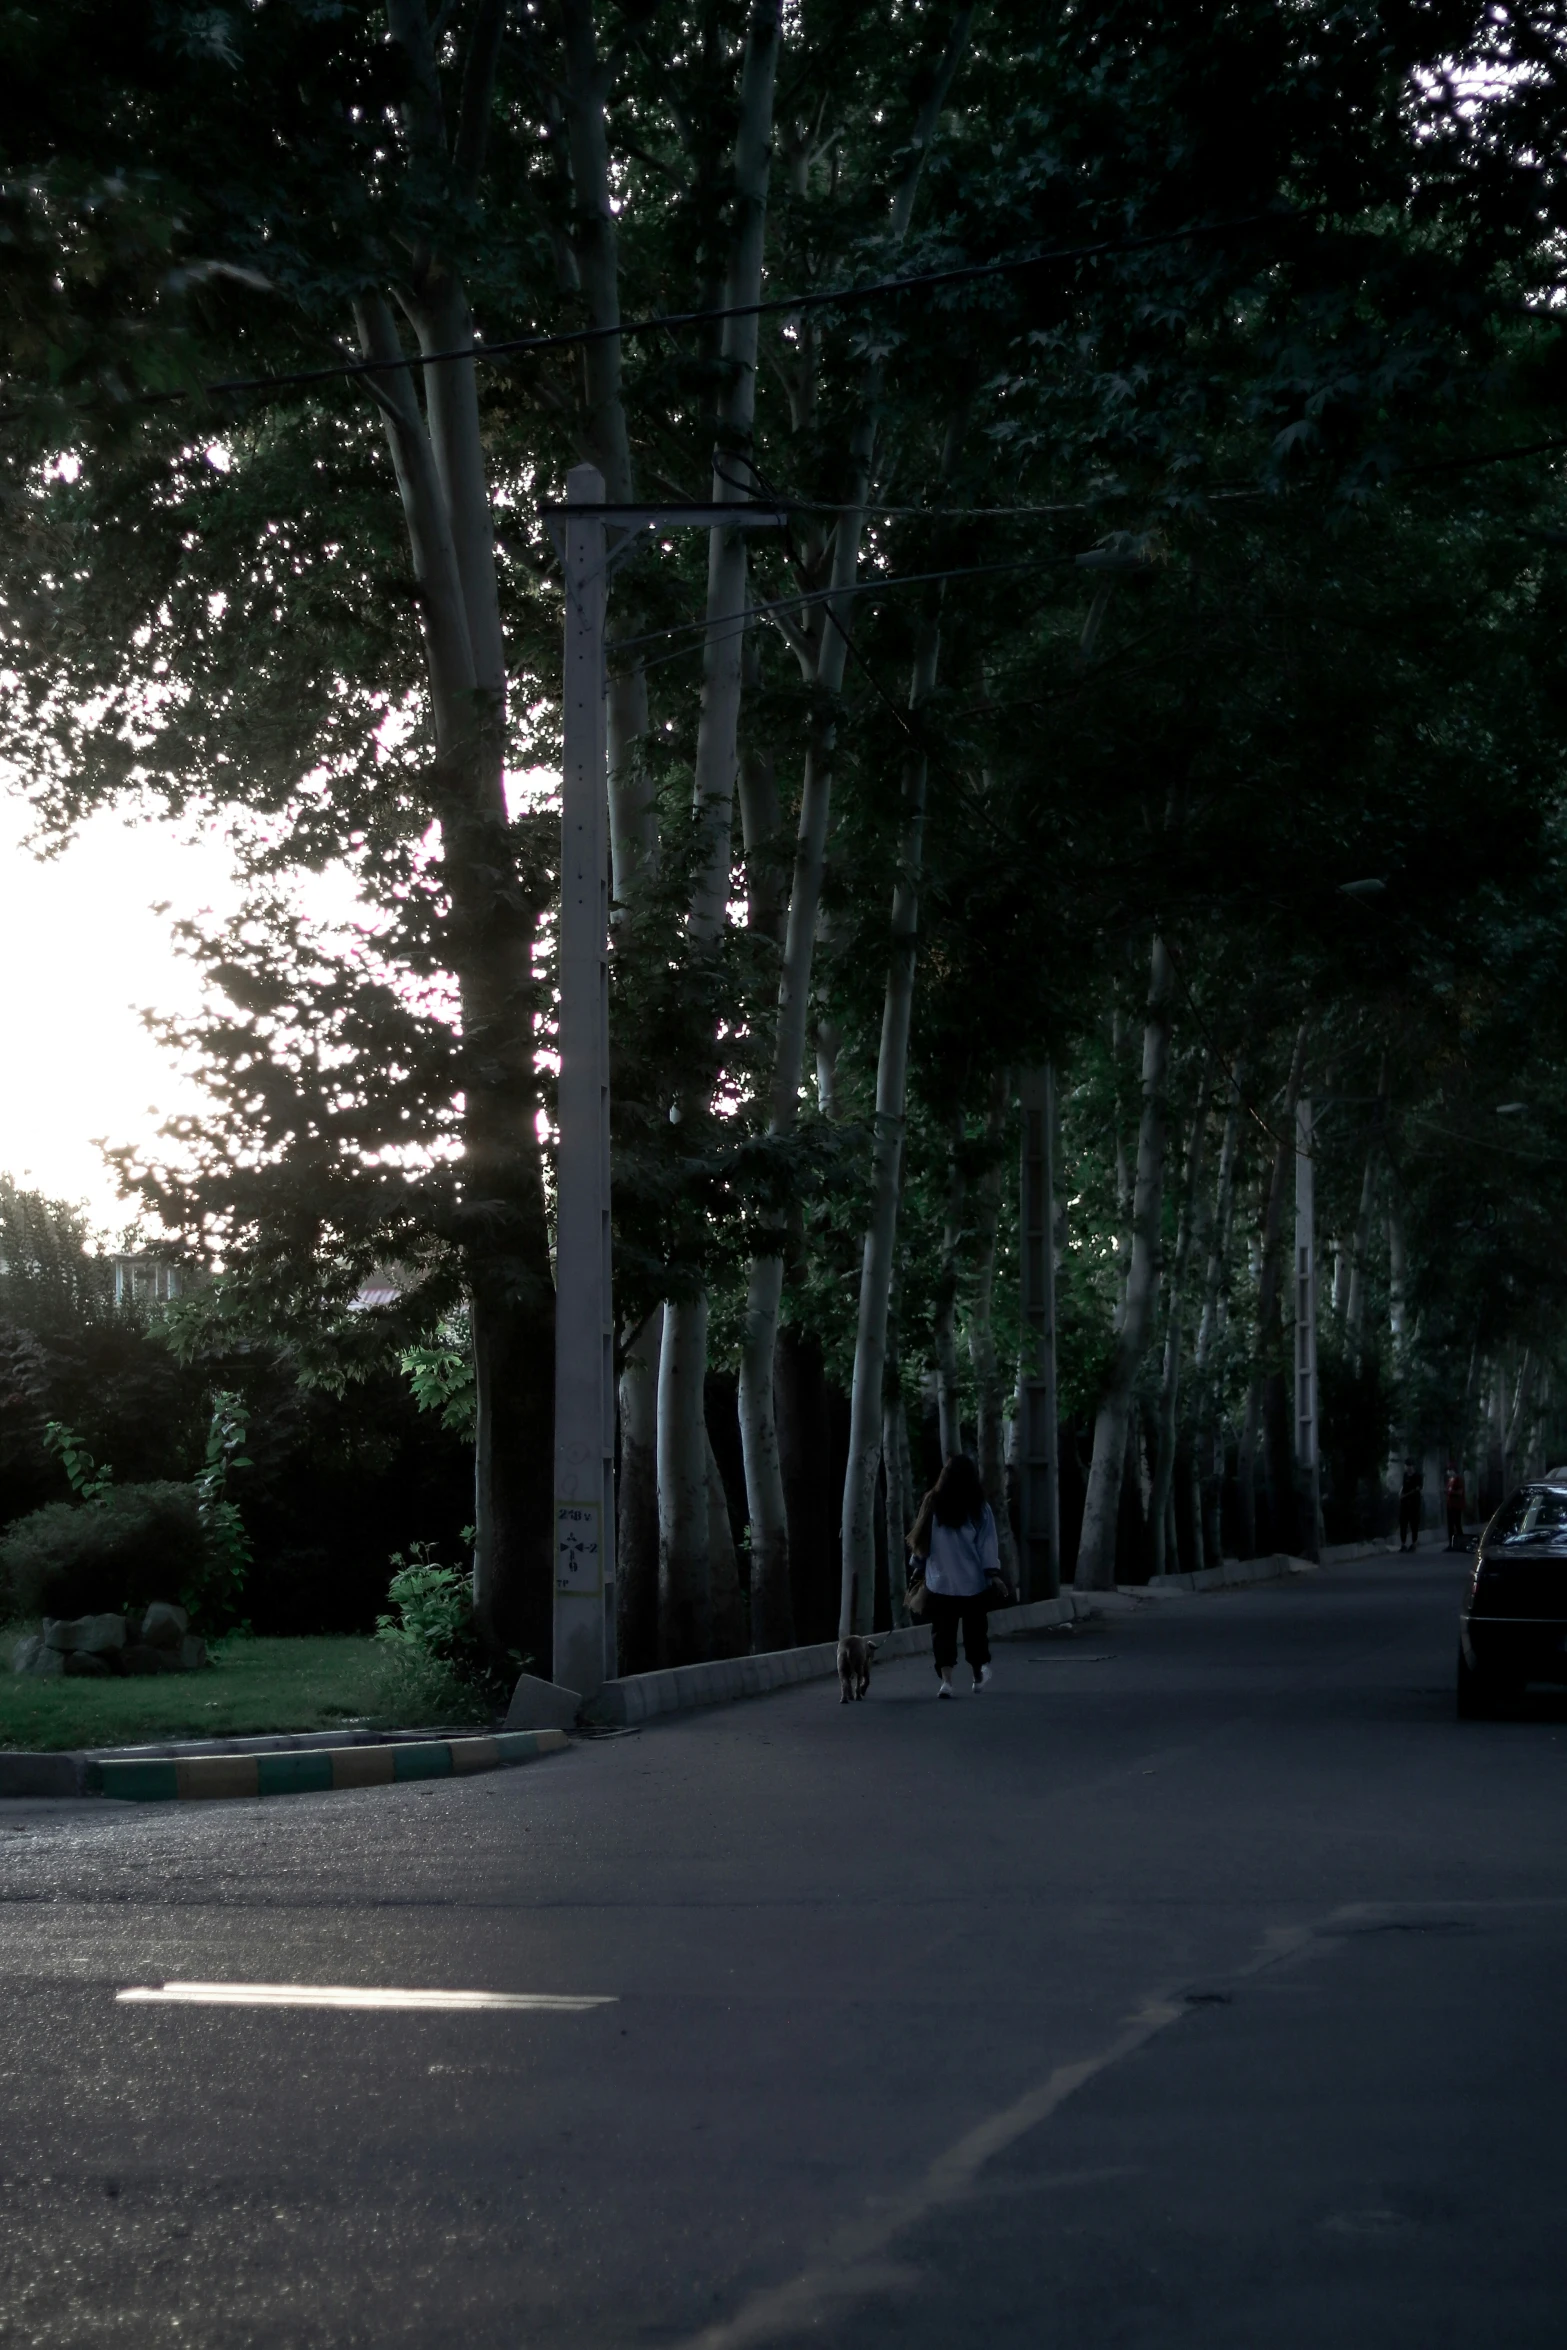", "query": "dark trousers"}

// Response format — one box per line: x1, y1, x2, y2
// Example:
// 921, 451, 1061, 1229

1399, 1496, 1420, 1548
928, 1592, 990, 1675
1446, 1504, 1465, 1549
